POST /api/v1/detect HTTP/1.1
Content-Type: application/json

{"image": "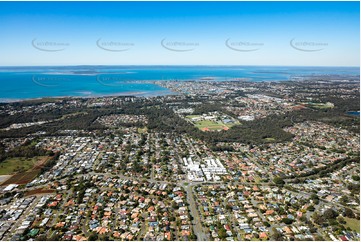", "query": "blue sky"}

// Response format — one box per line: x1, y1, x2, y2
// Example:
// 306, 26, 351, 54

0, 1, 359, 66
